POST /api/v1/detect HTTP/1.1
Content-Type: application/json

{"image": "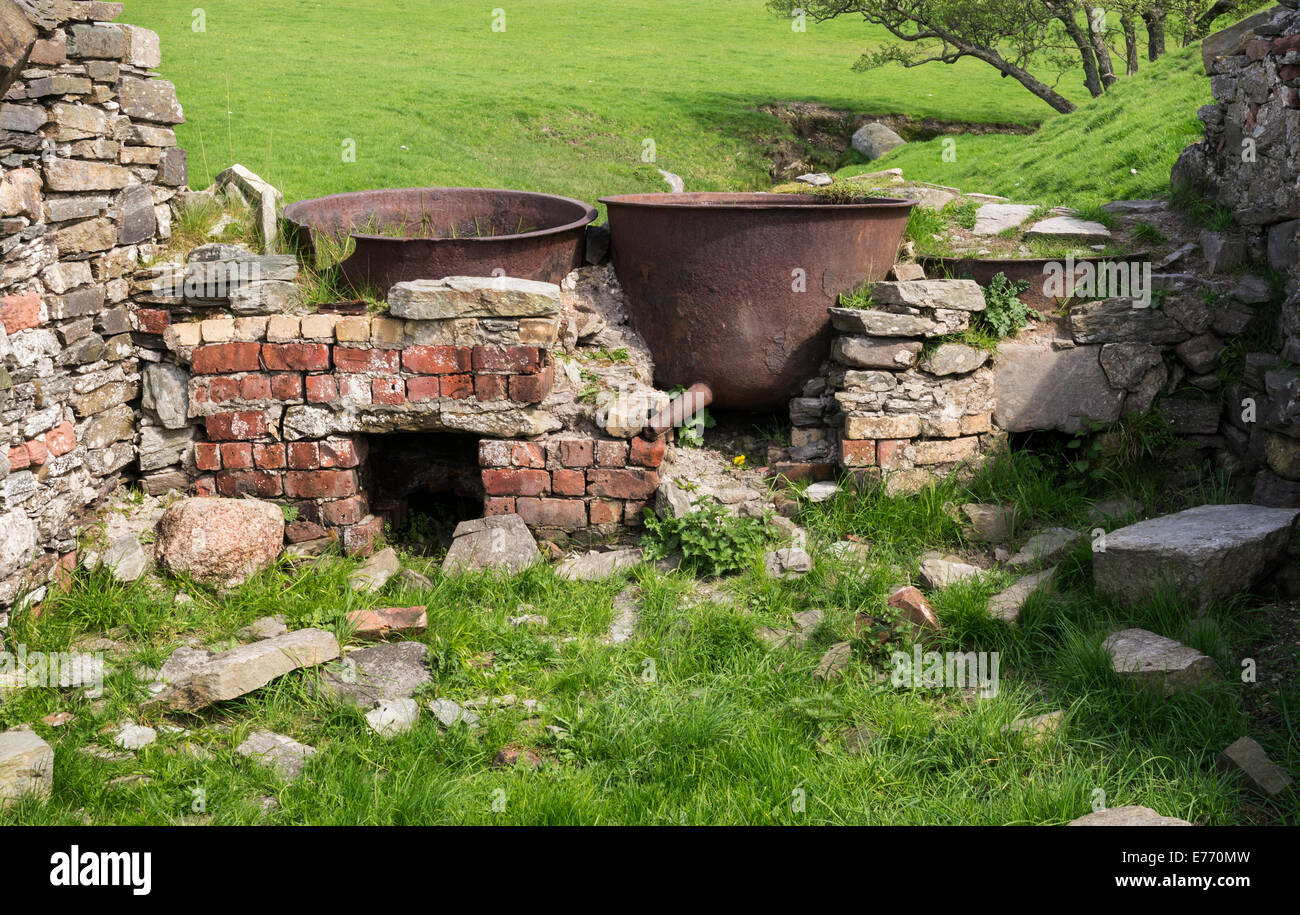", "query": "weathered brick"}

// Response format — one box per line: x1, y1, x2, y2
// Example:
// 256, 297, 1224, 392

192, 342, 261, 374
403, 344, 469, 374
266, 314, 299, 342
215, 469, 282, 498
320, 438, 363, 468
515, 497, 586, 531
511, 442, 545, 468
334, 315, 371, 342
219, 442, 254, 470
372, 377, 405, 404
207, 376, 240, 402
840, 439, 877, 468
270, 373, 303, 401
771, 461, 835, 483
261, 342, 330, 372
283, 469, 357, 499
474, 373, 507, 401
478, 440, 512, 468
321, 495, 366, 526
205, 410, 268, 441
135, 307, 170, 335
239, 373, 272, 401
482, 468, 550, 497
253, 442, 286, 469
518, 316, 559, 345
1, 292, 41, 334
587, 468, 658, 500
588, 499, 622, 525
194, 475, 217, 497
334, 345, 398, 373
194, 442, 221, 471
24, 439, 48, 465
7, 444, 31, 471
552, 468, 586, 496
509, 363, 553, 403
472, 345, 540, 373
441, 374, 473, 399
337, 375, 372, 404
45, 421, 76, 457
406, 376, 439, 402
557, 438, 594, 468
287, 441, 320, 469
629, 435, 666, 468
484, 496, 516, 516
877, 439, 910, 470
594, 439, 628, 467
305, 374, 337, 403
